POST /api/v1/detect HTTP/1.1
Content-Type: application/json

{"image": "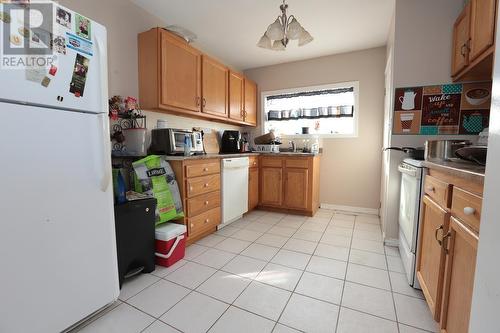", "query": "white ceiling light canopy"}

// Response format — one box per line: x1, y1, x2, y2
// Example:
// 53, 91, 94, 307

257, 0, 313, 50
